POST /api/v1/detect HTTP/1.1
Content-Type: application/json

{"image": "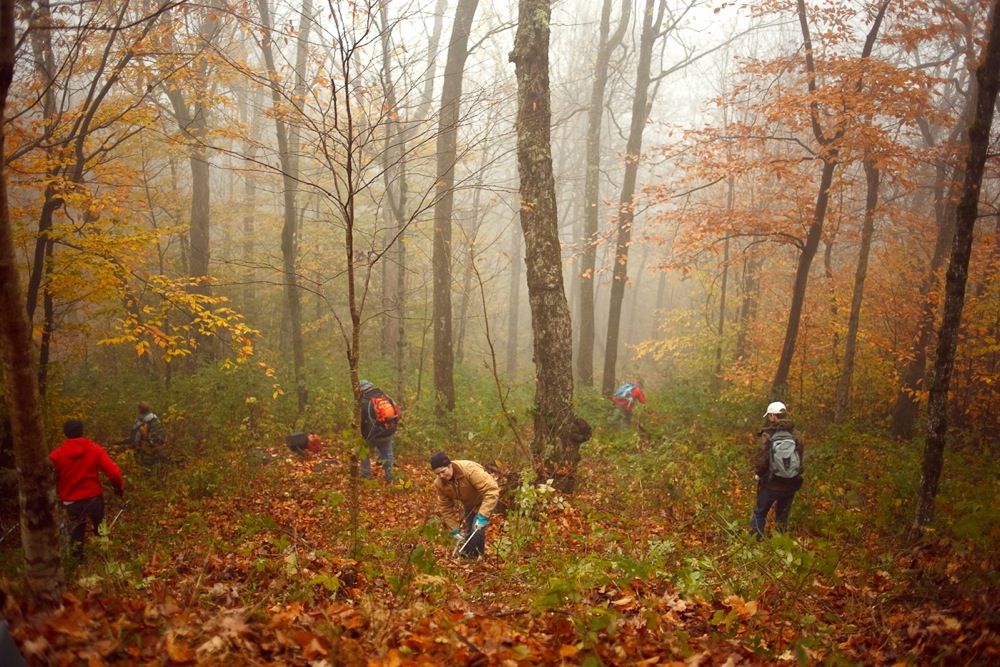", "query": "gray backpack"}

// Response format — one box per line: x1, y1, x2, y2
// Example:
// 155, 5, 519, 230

768, 430, 802, 480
